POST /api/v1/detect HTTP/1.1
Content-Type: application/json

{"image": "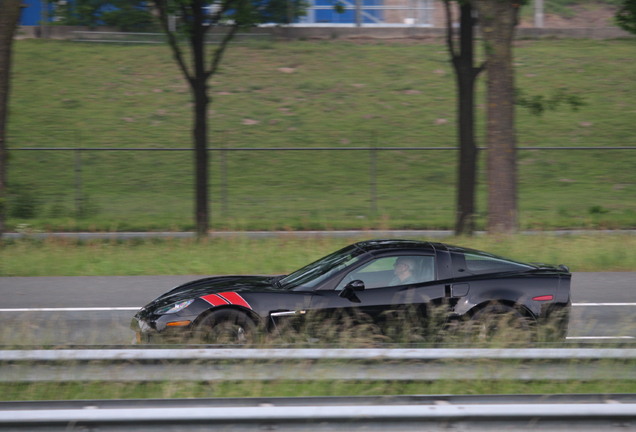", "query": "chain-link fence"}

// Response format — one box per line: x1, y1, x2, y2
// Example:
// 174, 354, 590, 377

6, 145, 635, 231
